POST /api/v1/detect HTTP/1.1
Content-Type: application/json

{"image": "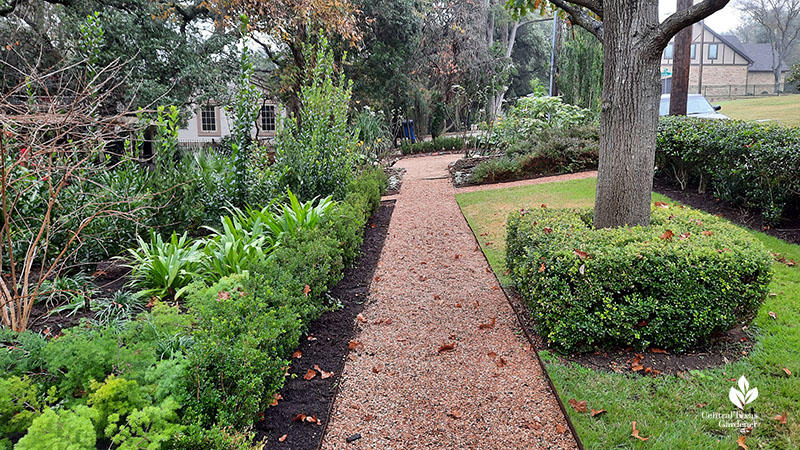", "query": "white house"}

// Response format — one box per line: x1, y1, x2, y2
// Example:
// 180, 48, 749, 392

177, 95, 283, 149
